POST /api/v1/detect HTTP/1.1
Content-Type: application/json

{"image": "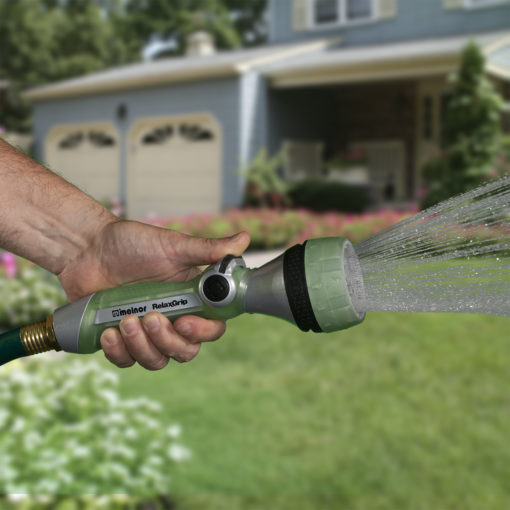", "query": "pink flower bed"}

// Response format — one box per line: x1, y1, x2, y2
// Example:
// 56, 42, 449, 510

144, 208, 414, 250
